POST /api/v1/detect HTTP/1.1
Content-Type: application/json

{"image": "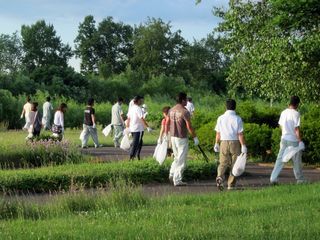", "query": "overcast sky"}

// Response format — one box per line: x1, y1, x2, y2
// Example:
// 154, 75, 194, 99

0, 0, 228, 71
